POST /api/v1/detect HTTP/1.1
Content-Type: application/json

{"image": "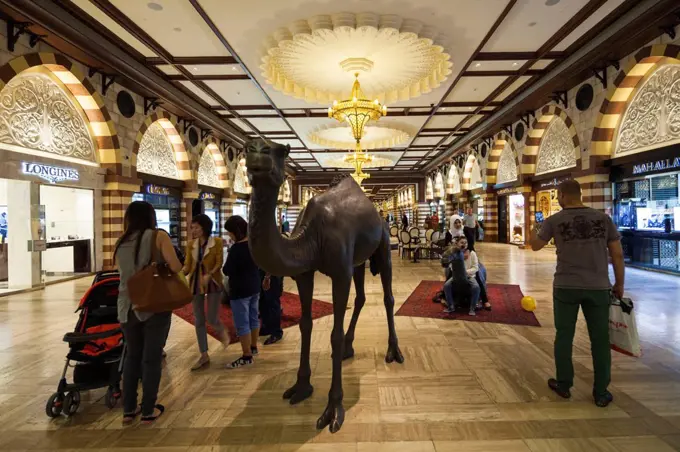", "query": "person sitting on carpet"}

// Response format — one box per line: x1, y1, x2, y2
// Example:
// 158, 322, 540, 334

259, 269, 284, 345
442, 237, 491, 314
